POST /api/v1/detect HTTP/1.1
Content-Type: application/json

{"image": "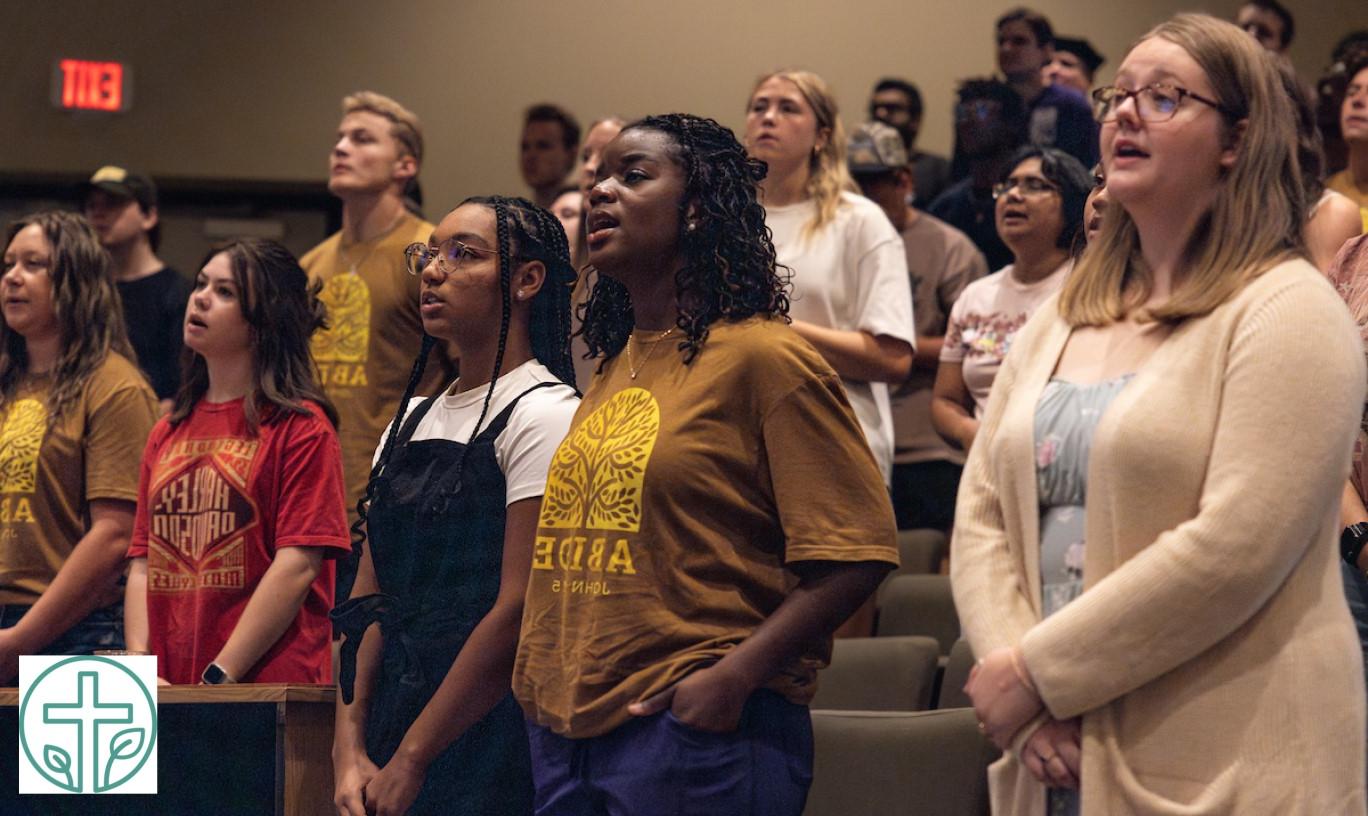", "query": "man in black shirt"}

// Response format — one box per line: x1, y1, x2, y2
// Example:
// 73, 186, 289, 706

83, 166, 191, 413
928, 79, 1027, 272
